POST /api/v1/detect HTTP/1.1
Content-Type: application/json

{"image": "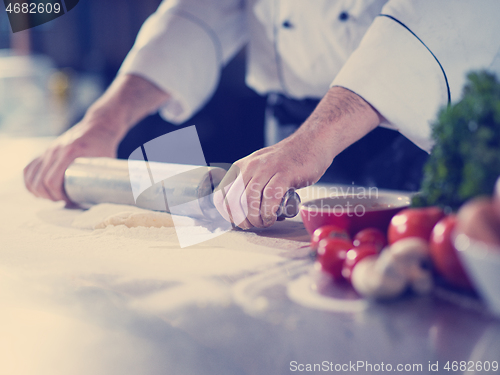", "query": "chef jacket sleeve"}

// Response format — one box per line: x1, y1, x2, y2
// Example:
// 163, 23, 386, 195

119, 0, 247, 124
331, 0, 500, 152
